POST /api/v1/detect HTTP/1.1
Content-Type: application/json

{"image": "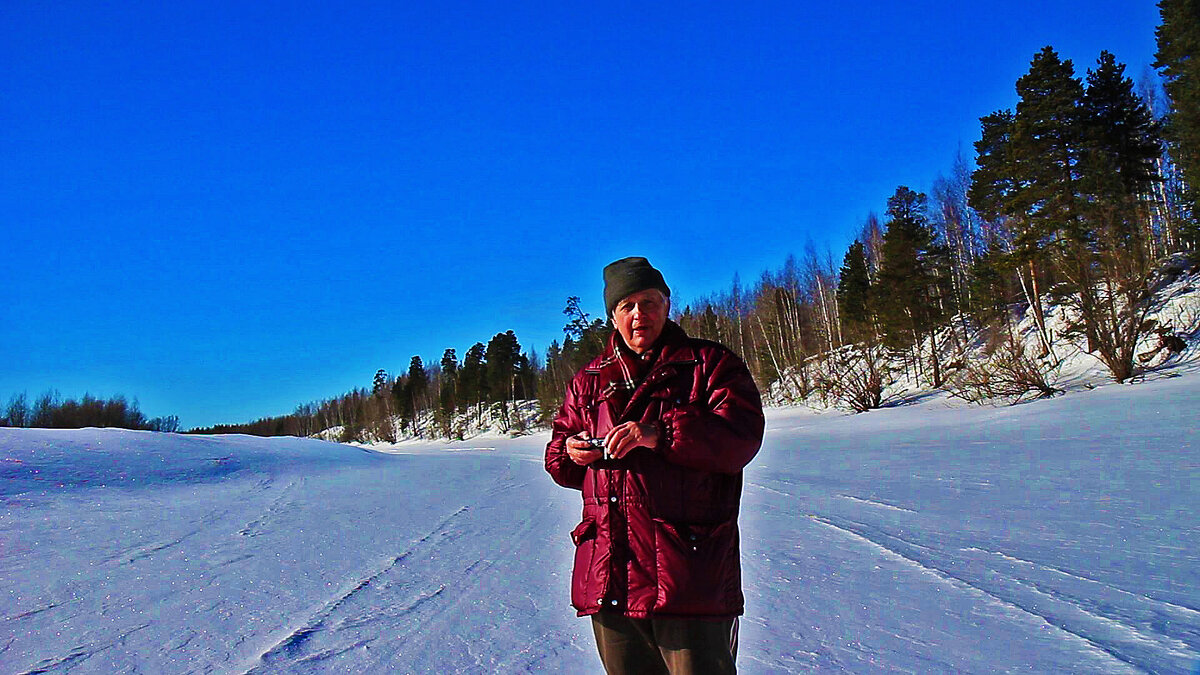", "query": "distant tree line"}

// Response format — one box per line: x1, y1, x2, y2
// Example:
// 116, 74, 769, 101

189, 329, 542, 442
0, 391, 180, 432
